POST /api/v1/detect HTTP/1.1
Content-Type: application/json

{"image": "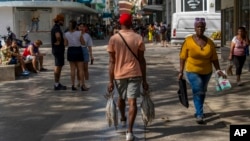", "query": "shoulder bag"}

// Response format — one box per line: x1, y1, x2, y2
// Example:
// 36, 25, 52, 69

118, 32, 139, 61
